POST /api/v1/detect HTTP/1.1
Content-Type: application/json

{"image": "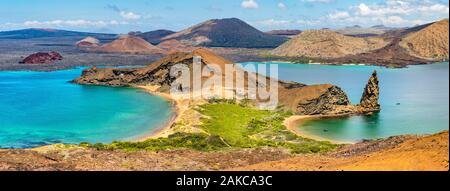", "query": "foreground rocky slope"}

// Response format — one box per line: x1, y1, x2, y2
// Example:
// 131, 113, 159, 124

73, 48, 378, 115
0, 131, 446, 171
235, 131, 449, 171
